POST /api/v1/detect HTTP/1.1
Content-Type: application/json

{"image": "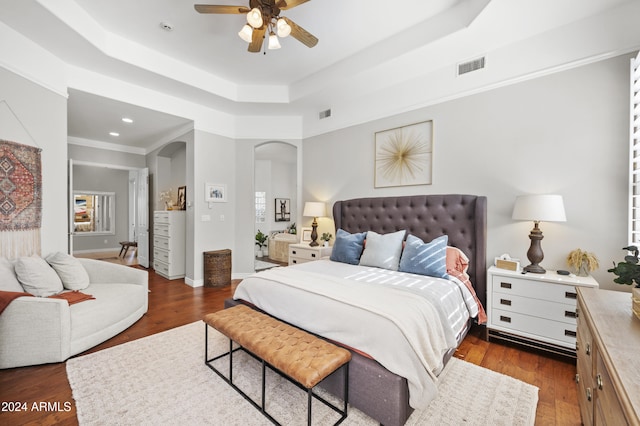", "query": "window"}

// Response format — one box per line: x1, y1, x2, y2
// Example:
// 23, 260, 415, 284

630, 51, 640, 245
255, 191, 266, 223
